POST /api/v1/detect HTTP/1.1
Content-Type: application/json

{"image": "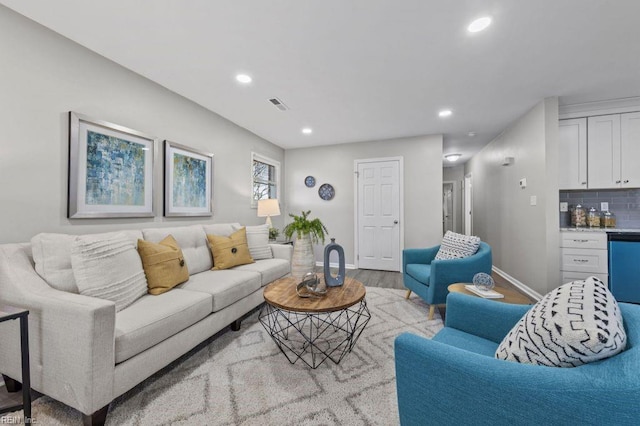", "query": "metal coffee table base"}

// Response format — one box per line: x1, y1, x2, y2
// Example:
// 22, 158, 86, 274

259, 299, 370, 369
